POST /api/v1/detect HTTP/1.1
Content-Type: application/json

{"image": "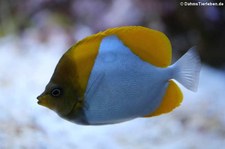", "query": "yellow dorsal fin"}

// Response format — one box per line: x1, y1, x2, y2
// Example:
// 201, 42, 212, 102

145, 80, 183, 117
64, 26, 172, 93
105, 26, 172, 67
73, 26, 172, 67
